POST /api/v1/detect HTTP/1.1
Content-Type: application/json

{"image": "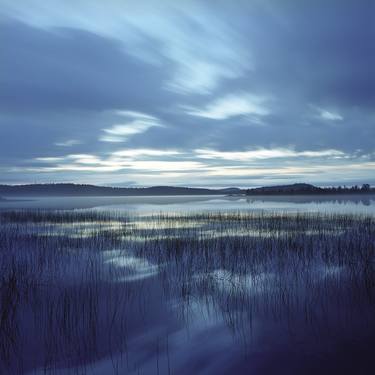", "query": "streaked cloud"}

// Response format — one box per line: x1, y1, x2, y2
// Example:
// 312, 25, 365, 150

15, 147, 374, 188
318, 109, 344, 121
100, 111, 163, 143
35, 157, 65, 163
112, 149, 181, 157
0, 1, 374, 186
184, 93, 270, 120
167, 60, 247, 95
29, 150, 205, 173
195, 148, 345, 161
0, 0, 251, 96
54, 139, 82, 147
